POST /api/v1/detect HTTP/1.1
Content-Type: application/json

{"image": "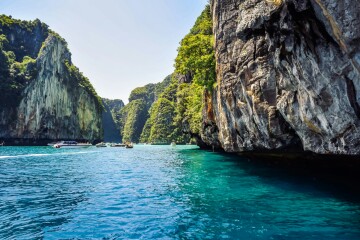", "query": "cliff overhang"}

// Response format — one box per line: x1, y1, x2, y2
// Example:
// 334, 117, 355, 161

204, 0, 360, 155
